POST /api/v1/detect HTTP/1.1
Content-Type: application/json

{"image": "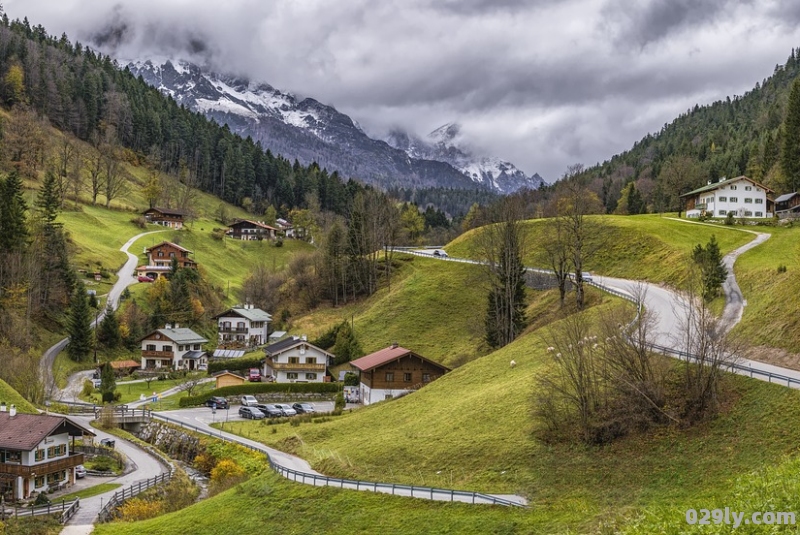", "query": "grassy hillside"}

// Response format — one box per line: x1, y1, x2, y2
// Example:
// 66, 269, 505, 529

0, 377, 38, 414
448, 215, 753, 287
